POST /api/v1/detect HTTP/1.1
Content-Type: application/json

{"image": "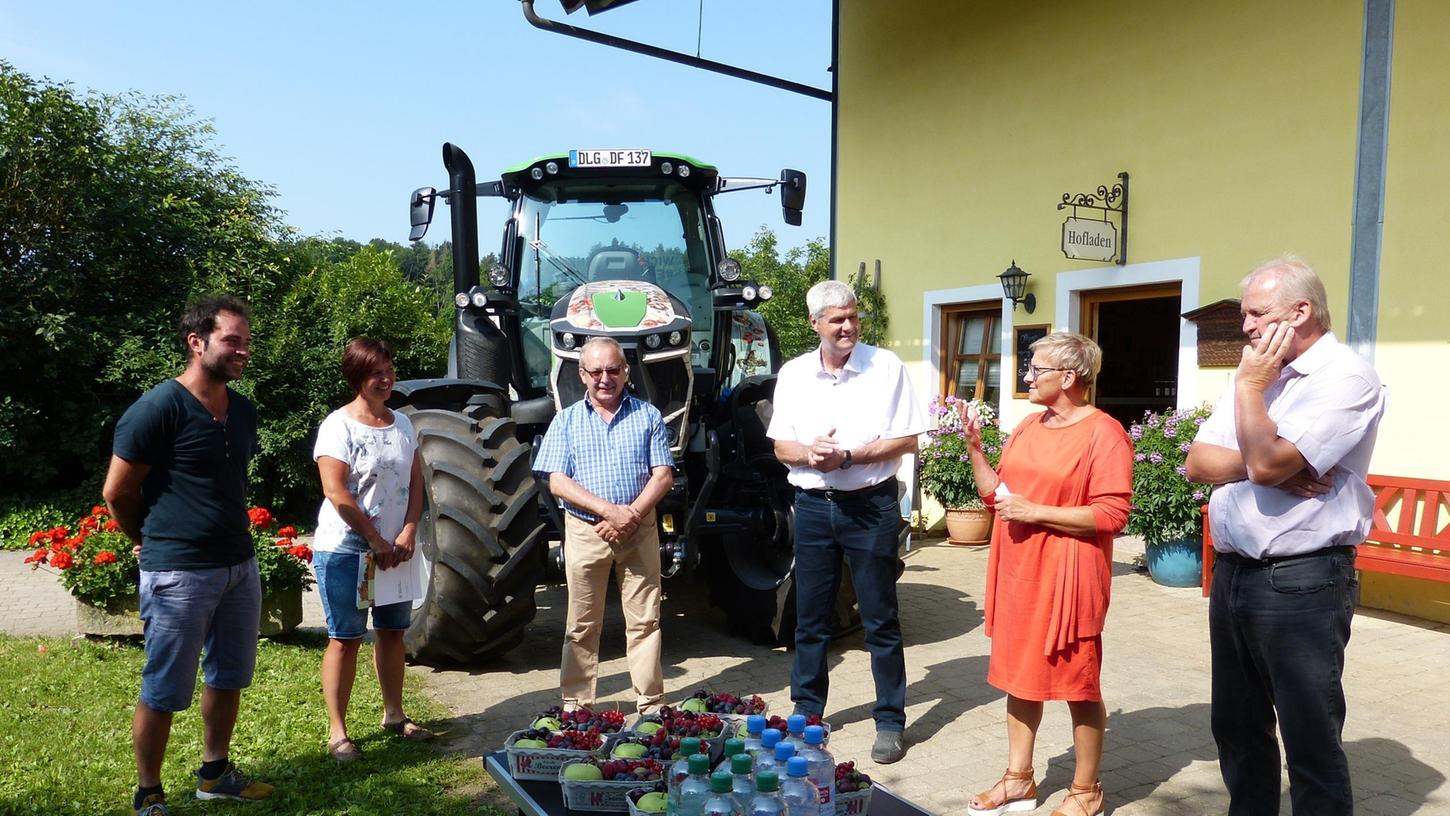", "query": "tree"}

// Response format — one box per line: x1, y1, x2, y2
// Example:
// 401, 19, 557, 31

0, 63, 286, 489
736, 229, 888, 361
